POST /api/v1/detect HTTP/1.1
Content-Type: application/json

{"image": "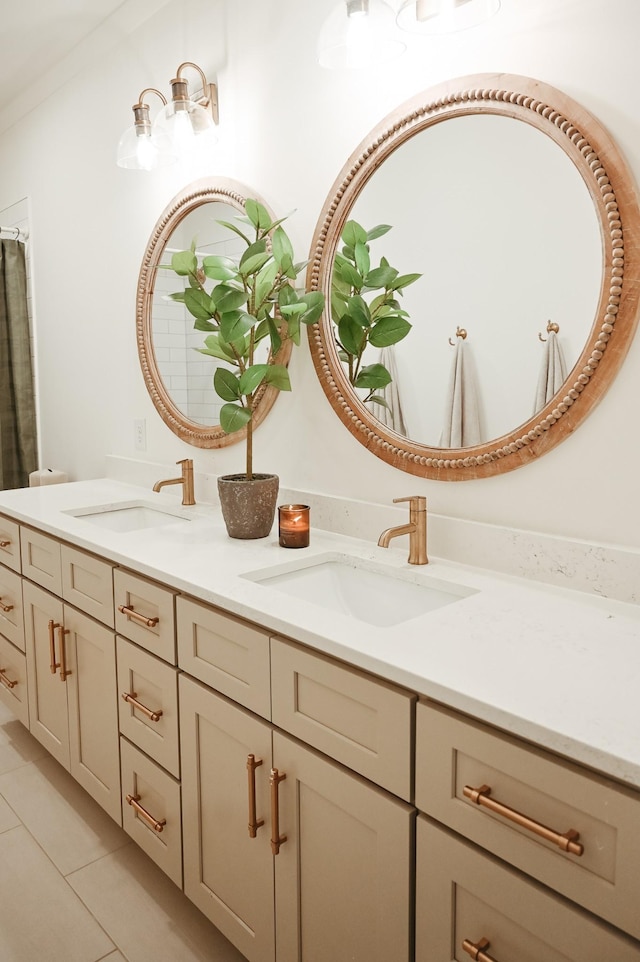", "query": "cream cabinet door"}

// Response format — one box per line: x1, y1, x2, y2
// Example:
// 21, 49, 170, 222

179, 674, 275, 962
416, 816, 640, 961
23, 581, 120, 823
64, 606, 120, 823
273, 730, 414, 962
23, 580, 70, 768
